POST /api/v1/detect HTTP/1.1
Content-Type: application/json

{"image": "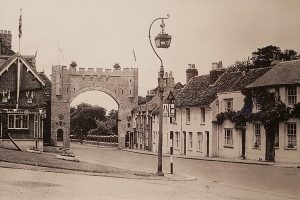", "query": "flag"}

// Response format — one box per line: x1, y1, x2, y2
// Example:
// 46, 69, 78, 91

19, 9, 22, 38
133, 48, 137, 62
